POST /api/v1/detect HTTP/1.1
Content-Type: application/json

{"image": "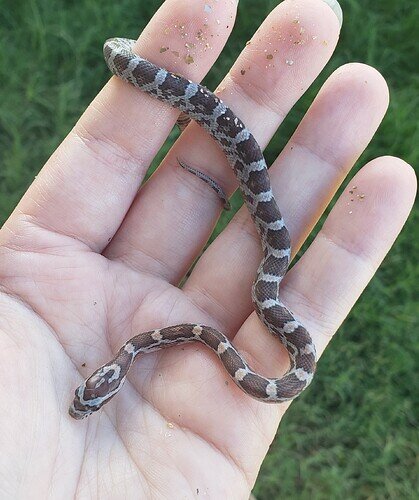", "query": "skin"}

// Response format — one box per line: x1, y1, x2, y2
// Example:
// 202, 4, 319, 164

0, 0, 416, 497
